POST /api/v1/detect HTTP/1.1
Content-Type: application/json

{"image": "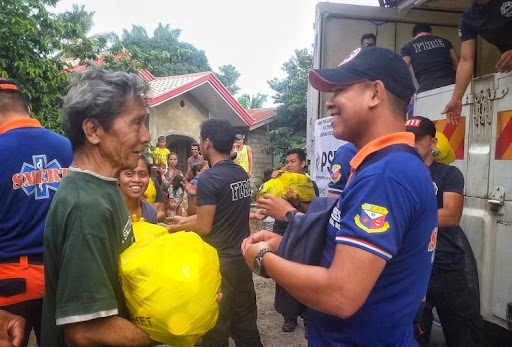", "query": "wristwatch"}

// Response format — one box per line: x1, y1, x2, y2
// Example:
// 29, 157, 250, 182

284, 208, 298, 223
253, 248, 273, 278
